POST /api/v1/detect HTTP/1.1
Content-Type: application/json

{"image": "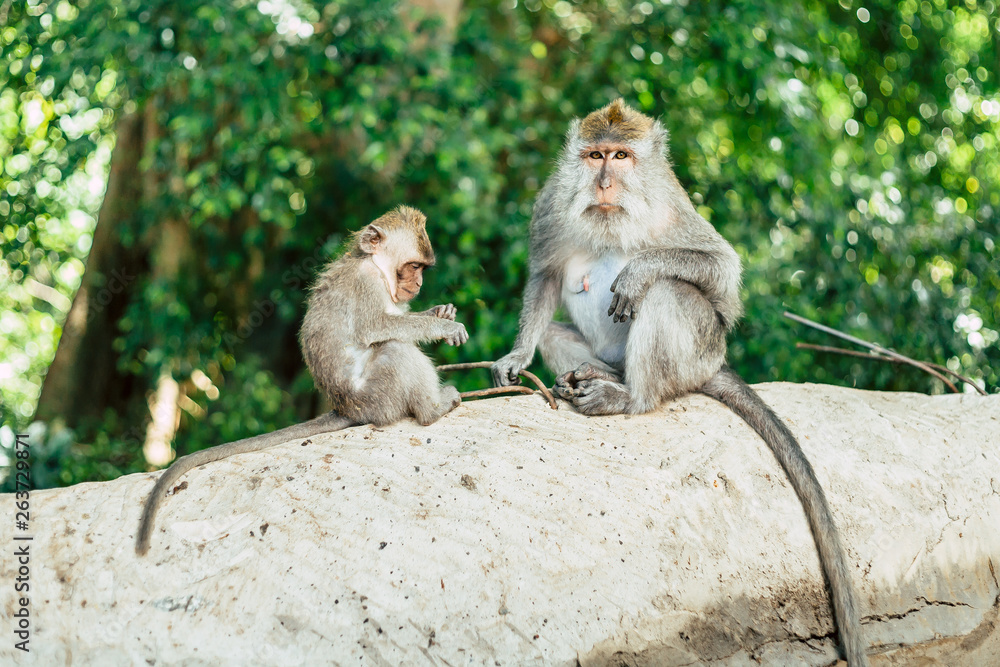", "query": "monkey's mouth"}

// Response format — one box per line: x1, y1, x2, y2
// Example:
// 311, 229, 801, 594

588, 203, 623, 213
